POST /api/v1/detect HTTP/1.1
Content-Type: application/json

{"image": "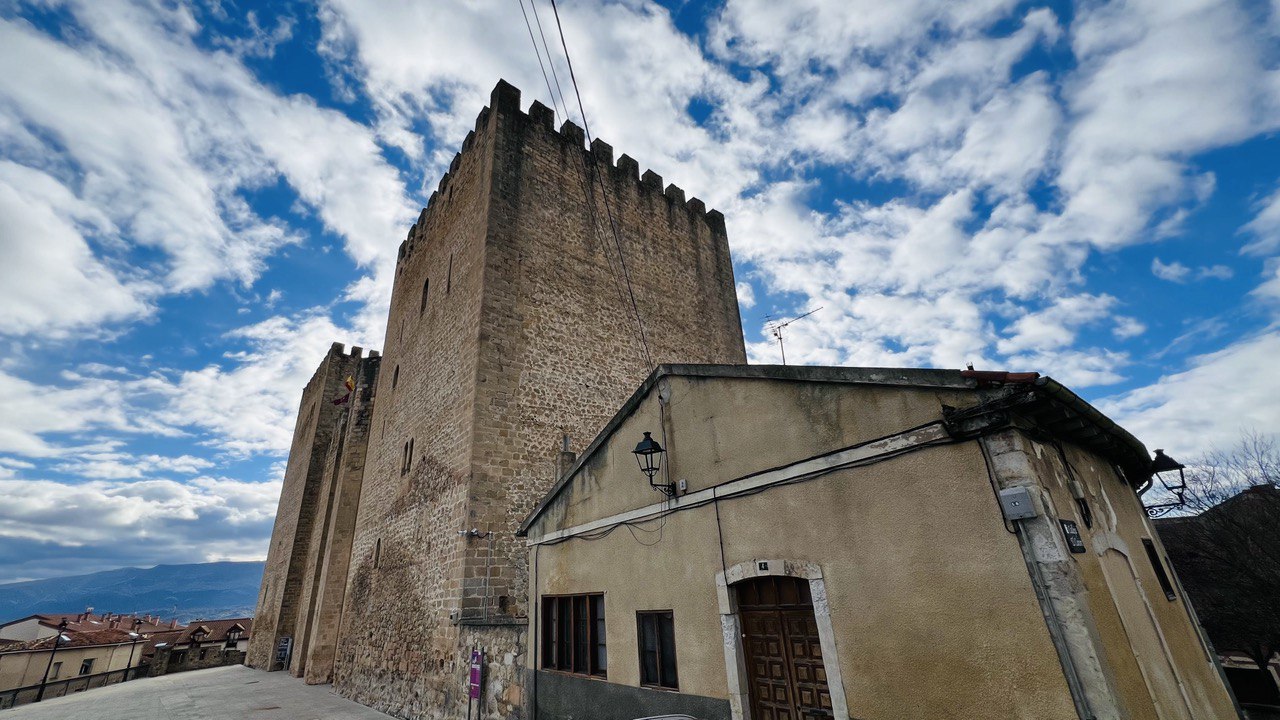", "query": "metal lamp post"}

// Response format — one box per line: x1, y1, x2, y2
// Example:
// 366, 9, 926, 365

632, 432, 673, 496
126, 618, 143, 680
35, 619, 69, 702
